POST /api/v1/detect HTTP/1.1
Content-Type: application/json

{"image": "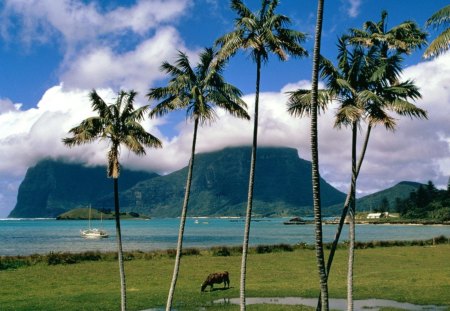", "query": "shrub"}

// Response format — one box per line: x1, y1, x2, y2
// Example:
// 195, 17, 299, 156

255, 244, 293, 254
256, 245, 272, 254
212, 246, 231, 257
47, 252, 77, 265
183, 248, 201, 256
0, 257, 30, 270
